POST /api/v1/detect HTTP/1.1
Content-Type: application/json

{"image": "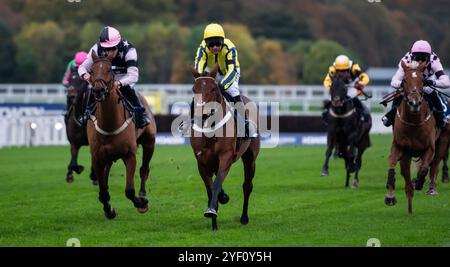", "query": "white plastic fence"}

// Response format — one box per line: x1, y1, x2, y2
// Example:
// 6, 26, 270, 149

0, 83, 392, 115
